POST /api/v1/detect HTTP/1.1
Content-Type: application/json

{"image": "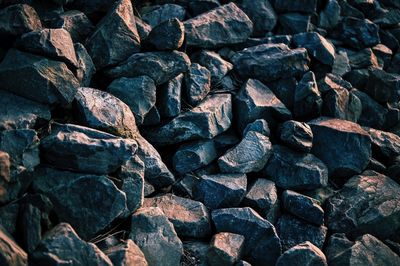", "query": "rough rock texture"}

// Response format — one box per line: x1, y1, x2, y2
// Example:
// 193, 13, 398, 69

207, 232, 245, 266
105, 239, 148, 266
0, 225, 27, 266
192, 50, 233, 85
184, 63, 211, 106
279, 120, 313, 152
0, 4, 42, 36
294, 71, 323, 119
144, 18, 184, 51
238, 0, 277, 36
276, 241, 327, 266
293, 32, 335, 66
